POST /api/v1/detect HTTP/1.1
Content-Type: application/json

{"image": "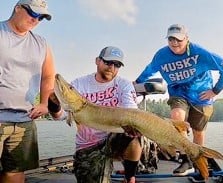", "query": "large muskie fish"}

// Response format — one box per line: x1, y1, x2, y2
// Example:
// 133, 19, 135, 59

54, 73, 223, 180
